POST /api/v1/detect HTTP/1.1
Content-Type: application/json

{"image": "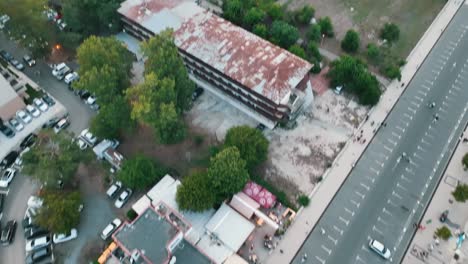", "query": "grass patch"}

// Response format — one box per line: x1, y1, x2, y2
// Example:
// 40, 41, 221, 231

251, 174, 297, 211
